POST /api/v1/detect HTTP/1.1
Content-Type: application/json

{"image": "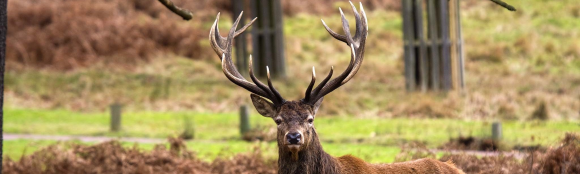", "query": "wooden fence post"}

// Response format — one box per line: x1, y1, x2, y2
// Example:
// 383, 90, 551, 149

440, 0, 453, 91
427, 0, 440, 91
492, 122, 502, 141
402, 0, 416, 91
413, 0, 428, 92
240, 105, 251, 135
181, 114, 195, 140
454, 0, 465, 90
110, 103, 122, 132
